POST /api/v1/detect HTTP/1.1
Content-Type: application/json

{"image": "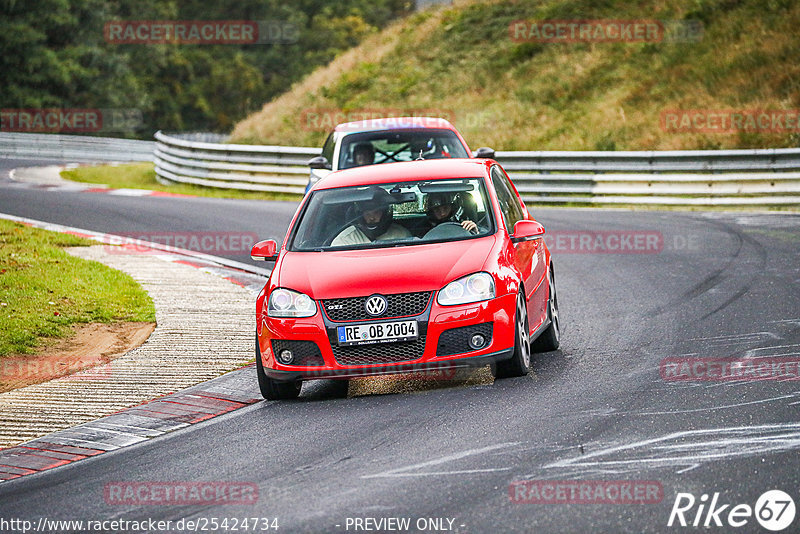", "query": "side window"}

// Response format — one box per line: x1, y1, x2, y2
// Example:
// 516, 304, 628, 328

321, 133, 335, 163
491, 166, 523, 233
